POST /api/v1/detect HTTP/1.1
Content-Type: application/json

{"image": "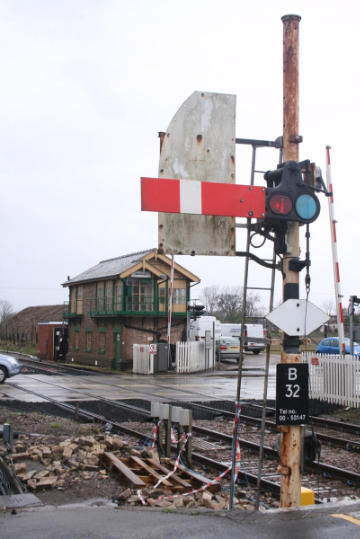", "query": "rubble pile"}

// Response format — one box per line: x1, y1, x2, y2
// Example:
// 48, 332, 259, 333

0, 430, 275, 510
